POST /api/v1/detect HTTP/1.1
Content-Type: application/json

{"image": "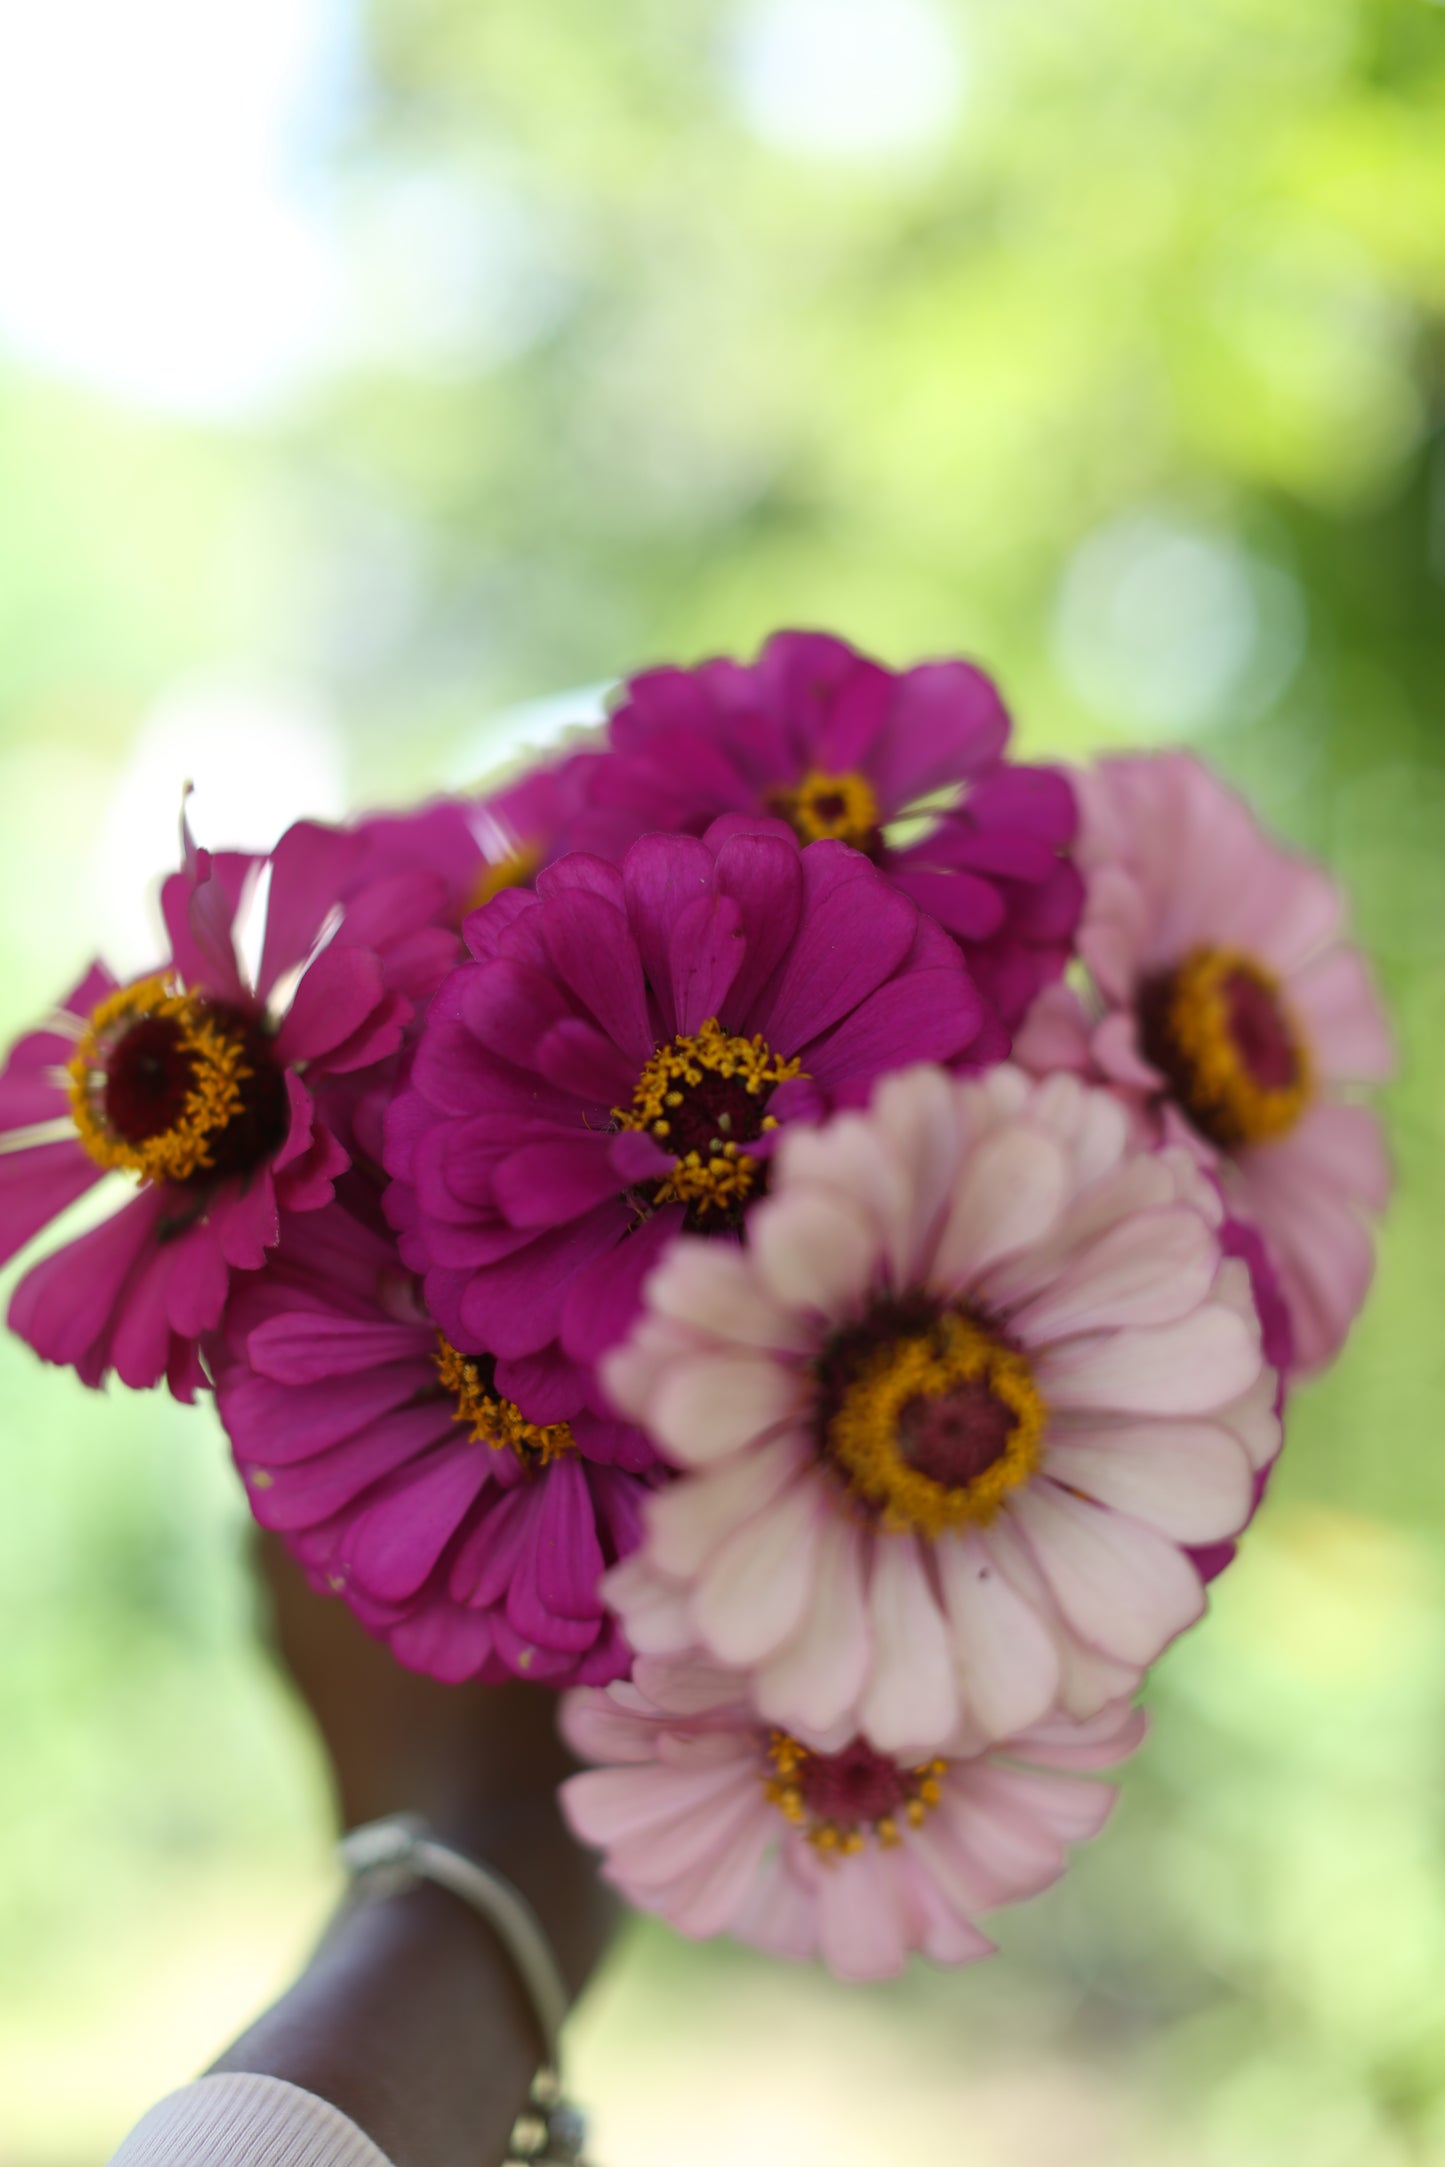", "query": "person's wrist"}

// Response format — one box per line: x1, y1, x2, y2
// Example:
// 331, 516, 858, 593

421, 1785, 619, 2003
